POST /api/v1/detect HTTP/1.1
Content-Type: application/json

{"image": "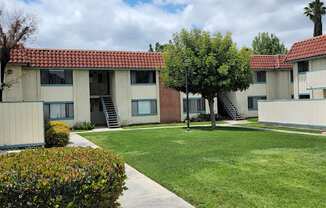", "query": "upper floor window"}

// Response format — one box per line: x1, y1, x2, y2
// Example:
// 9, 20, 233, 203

298, 61, 309, 73
253, 71, 266, 83
41, 69, 73, 85
131, 70, 156, 84
183, 98, 206, 113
